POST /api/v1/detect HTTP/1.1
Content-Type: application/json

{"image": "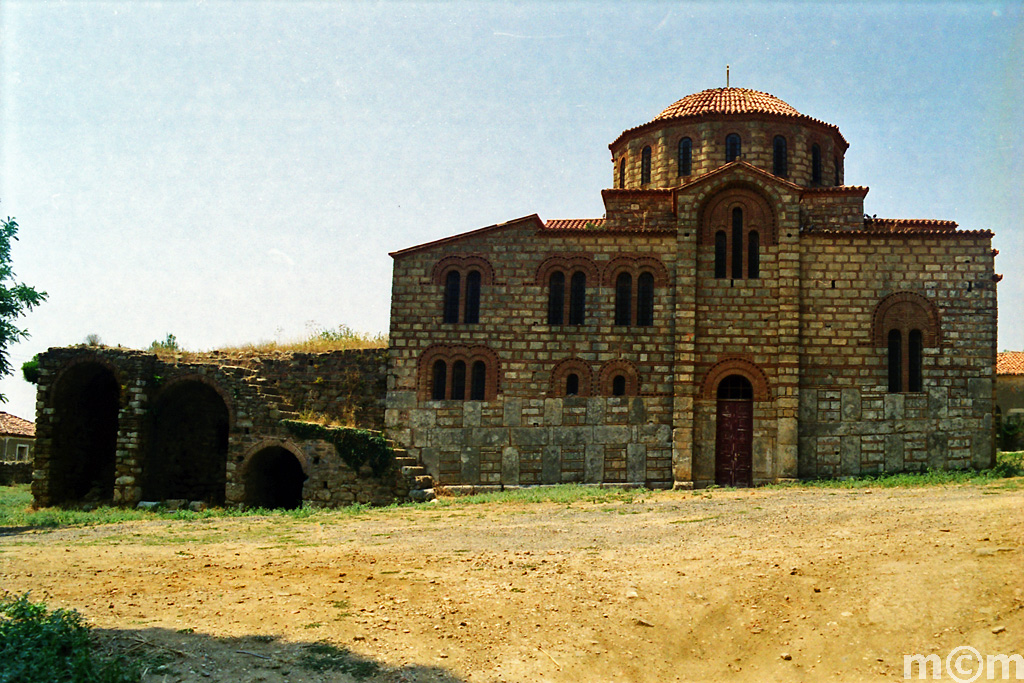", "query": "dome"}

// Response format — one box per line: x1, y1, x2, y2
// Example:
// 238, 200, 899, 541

654, 87, 801, 121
